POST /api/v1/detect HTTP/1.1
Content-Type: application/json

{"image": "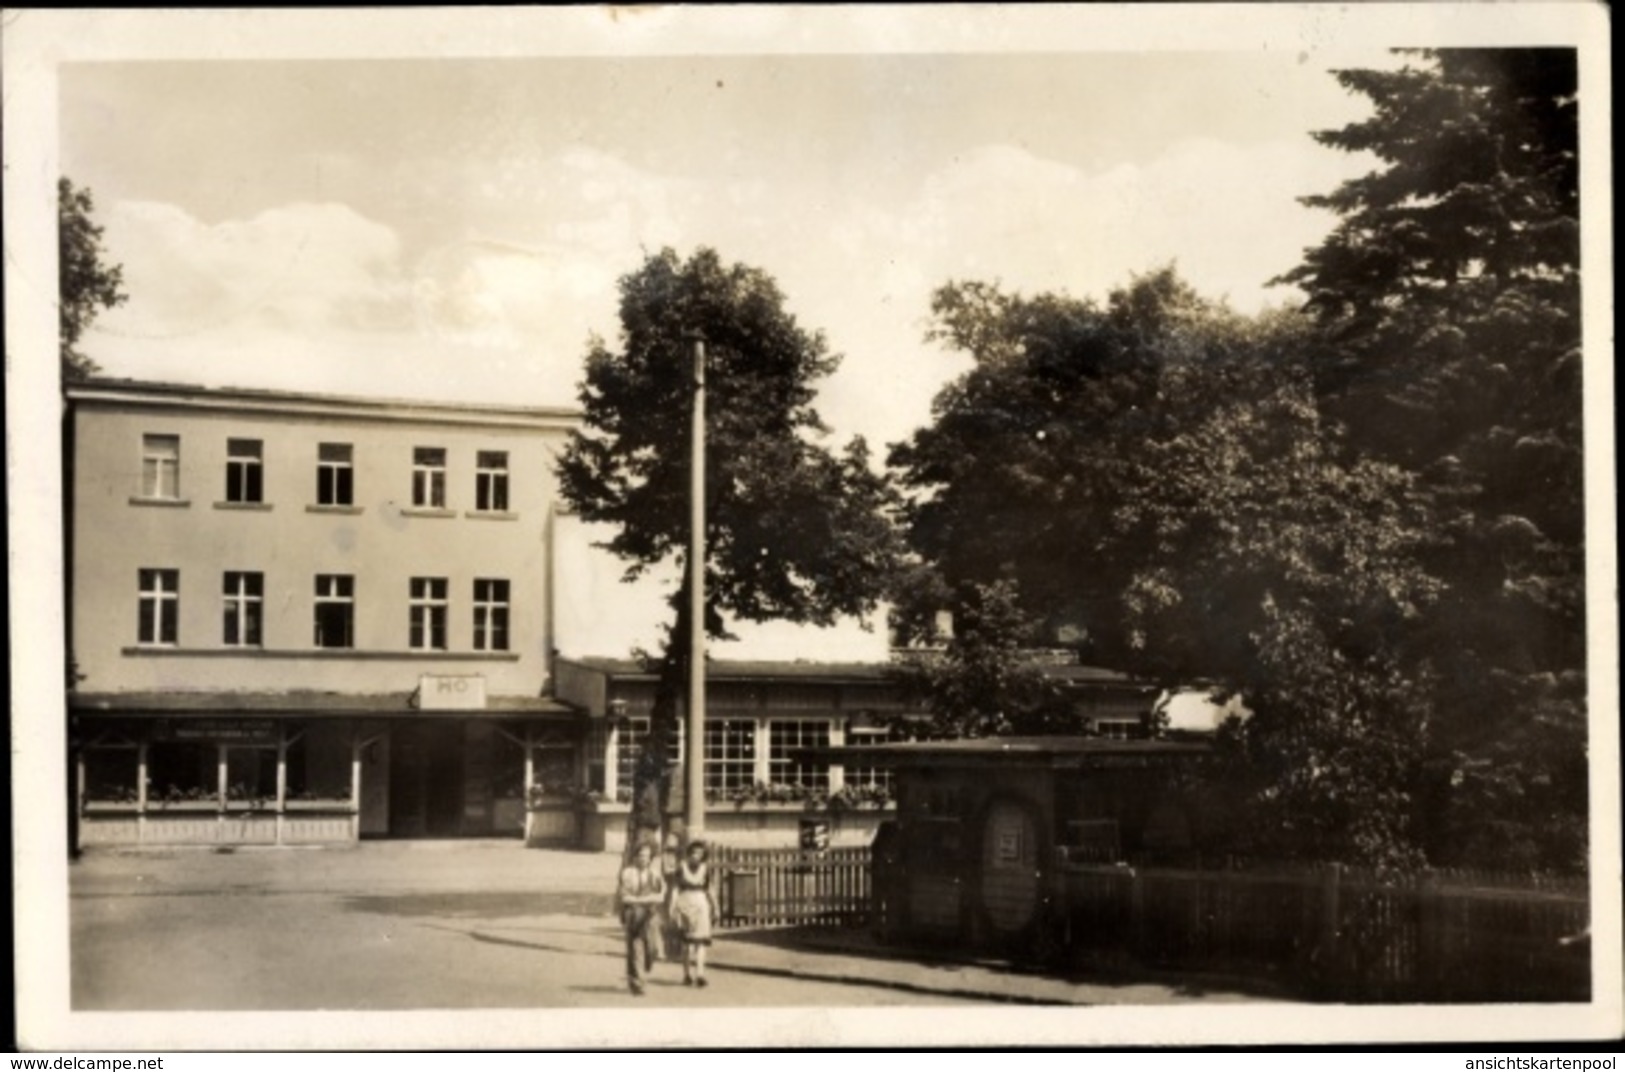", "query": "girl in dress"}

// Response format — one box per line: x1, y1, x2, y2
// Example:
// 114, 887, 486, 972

671, 839, 716, 987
